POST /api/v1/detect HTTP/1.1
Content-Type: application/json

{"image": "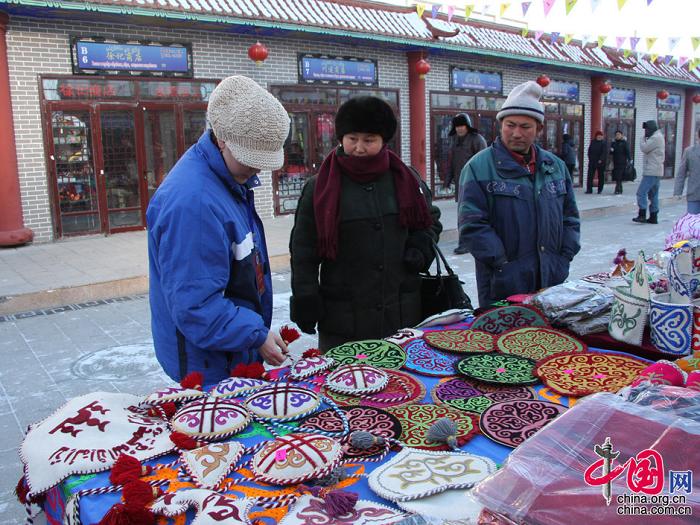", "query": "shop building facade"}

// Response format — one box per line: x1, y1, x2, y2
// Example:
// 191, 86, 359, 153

1, 1, 698, 244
